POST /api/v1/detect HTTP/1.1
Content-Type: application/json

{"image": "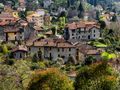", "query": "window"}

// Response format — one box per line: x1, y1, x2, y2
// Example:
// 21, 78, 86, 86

94, 30, 95, 33
29, 48, 31, 51
79, 29, 81, 33
72, 37, 75, 39
72, 34, 74, 36
61, 56, 65, 59
69, 54, 71, 56
62, 48, 64, 52
79, 36, 81, 39
69, 48, 71, 51
58, 54, 60, 57
58, 48, 60, 52
94, 34, 95, 37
